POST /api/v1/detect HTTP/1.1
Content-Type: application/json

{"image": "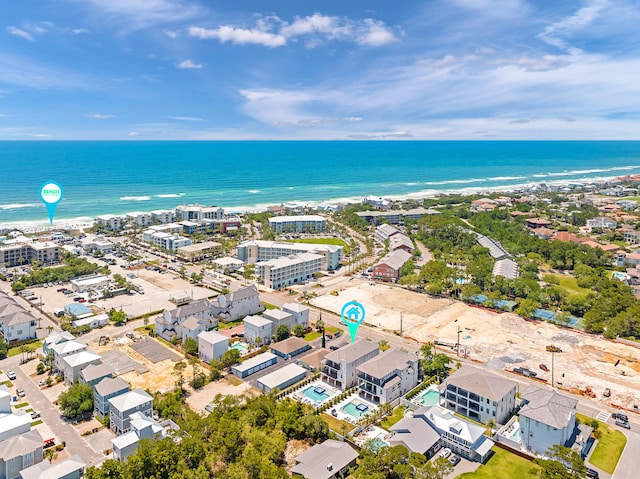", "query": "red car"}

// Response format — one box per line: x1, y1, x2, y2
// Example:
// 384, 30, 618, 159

77, 298, 87, 303
539, 363, 549, 372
